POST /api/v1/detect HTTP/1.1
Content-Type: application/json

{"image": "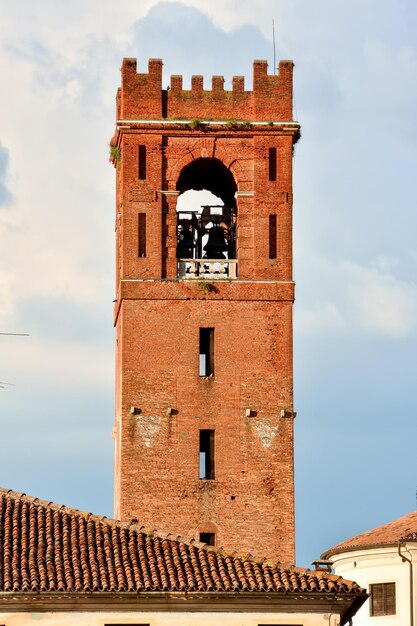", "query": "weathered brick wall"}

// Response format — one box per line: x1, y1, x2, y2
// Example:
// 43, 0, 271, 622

116, 131, 294, 282
116, 293, 294, 562
119, 58, 294, 121
112, 58, 299, 563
